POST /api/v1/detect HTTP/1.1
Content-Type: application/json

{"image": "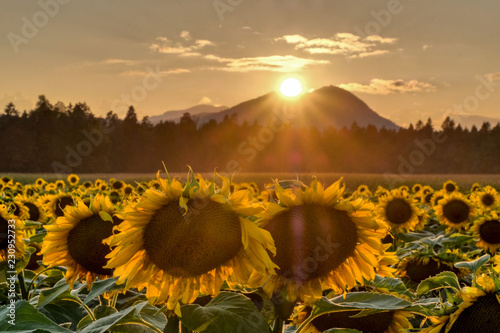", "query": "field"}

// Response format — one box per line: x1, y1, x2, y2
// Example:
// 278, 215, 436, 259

2, 172, 500, 332
4, 172, 500, 191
